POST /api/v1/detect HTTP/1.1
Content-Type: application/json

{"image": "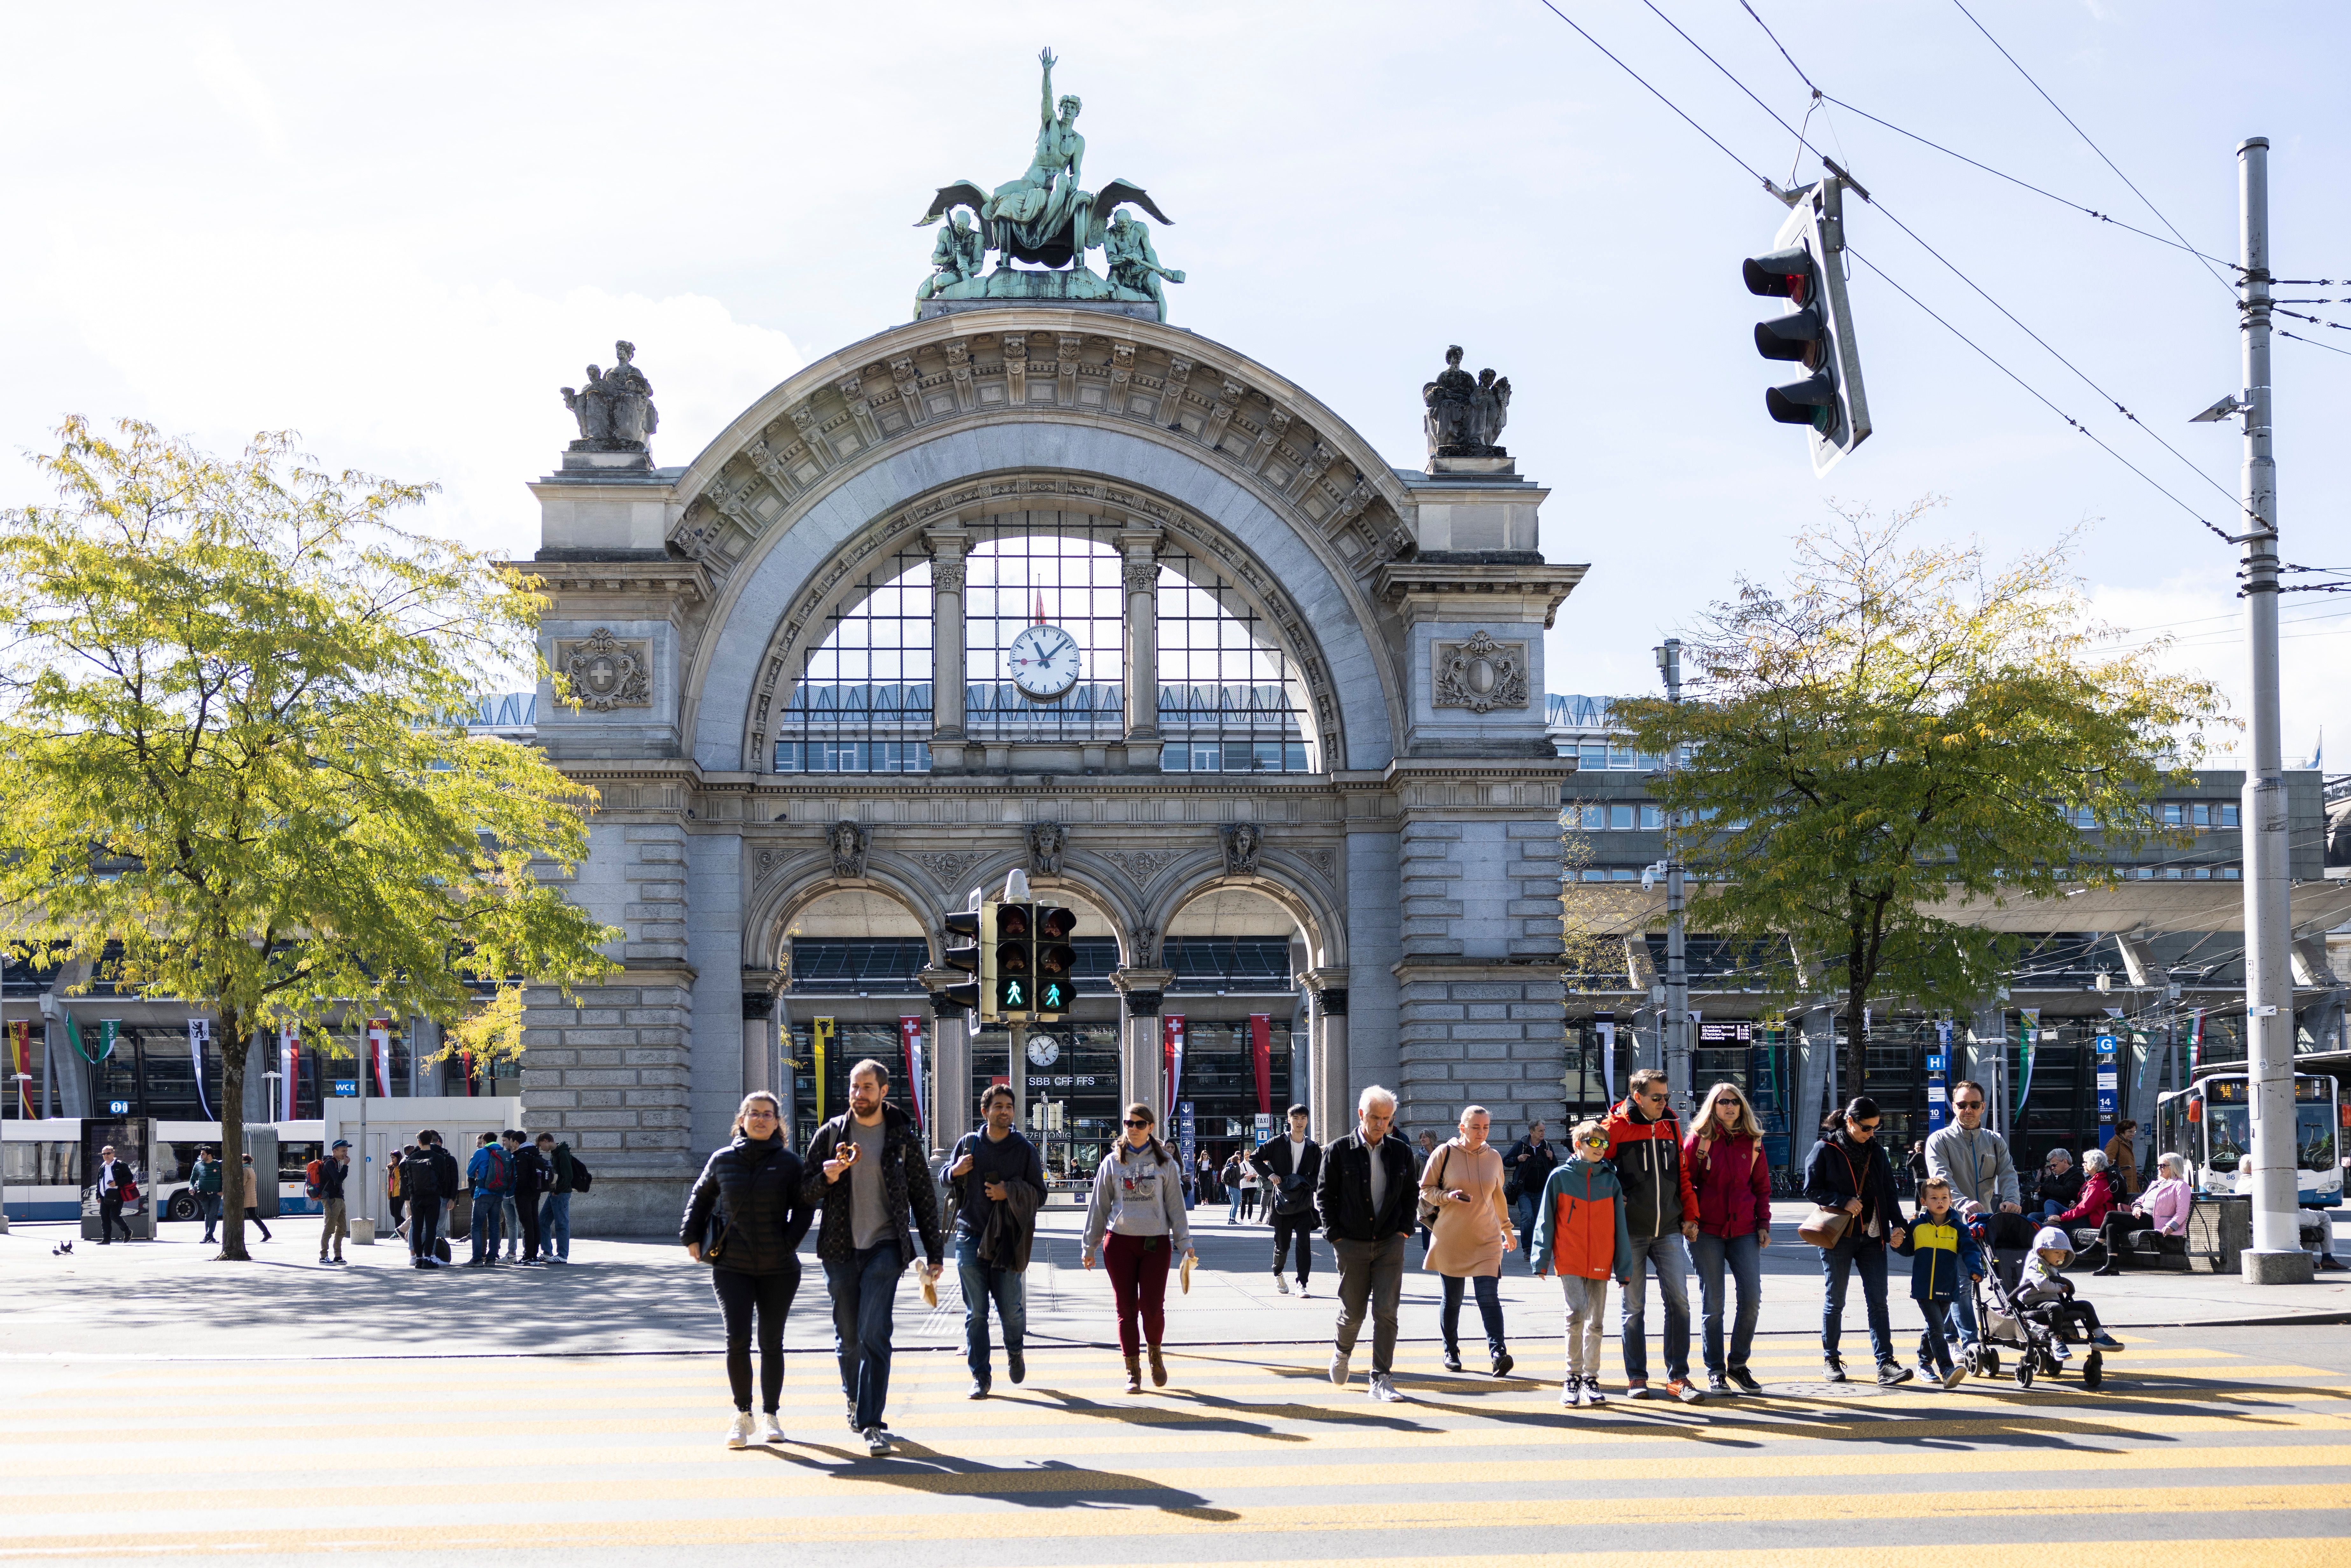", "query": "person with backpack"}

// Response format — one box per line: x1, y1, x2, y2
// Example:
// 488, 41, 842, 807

503, 1129, 552, 1266
1602, 1069, 1703, 1403
683, 1091, 813, 1448
937, 1084, 1046, 1398
1528, 1118, 1635, 1406
537, 1132, 577, 1264
466, 1131, 510, 1267
1684, 1084, 1773, 1396
403, 1132, 451, 1269
316, 1140, 352, 1265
